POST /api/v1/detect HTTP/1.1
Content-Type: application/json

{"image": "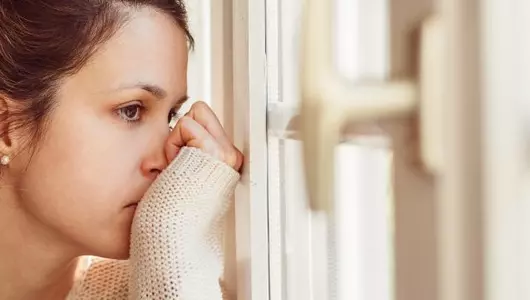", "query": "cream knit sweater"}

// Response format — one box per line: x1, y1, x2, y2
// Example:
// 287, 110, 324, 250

66, 147, 240, 300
